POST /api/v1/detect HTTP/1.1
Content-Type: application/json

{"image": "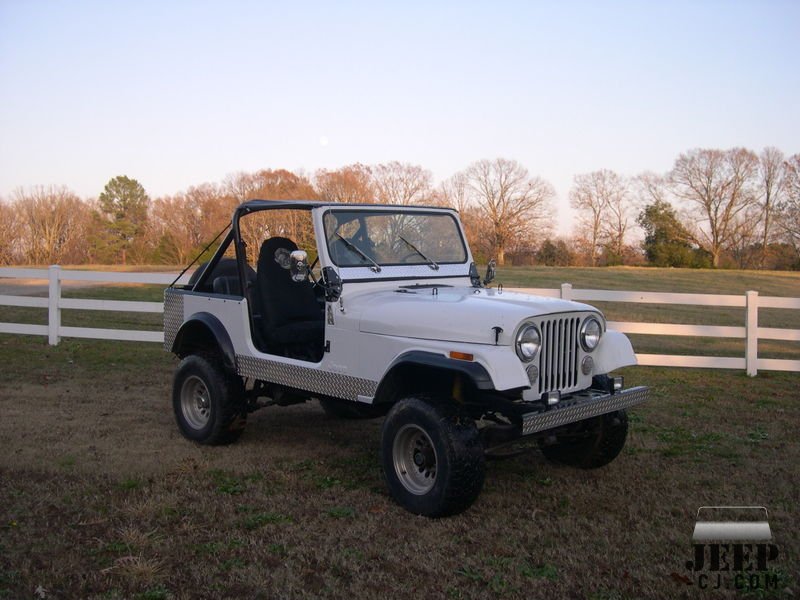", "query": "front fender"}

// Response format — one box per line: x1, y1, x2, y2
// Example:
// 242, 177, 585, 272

383, 350, 496, 391
592, 329, 637, 374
